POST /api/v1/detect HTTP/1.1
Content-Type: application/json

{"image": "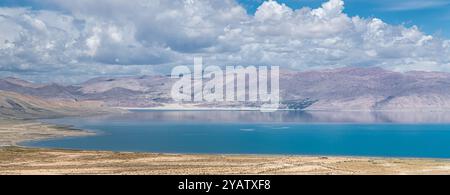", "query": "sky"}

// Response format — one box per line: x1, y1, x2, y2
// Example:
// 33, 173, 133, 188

0, 0, 450, 83
239, 0, 450, 37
